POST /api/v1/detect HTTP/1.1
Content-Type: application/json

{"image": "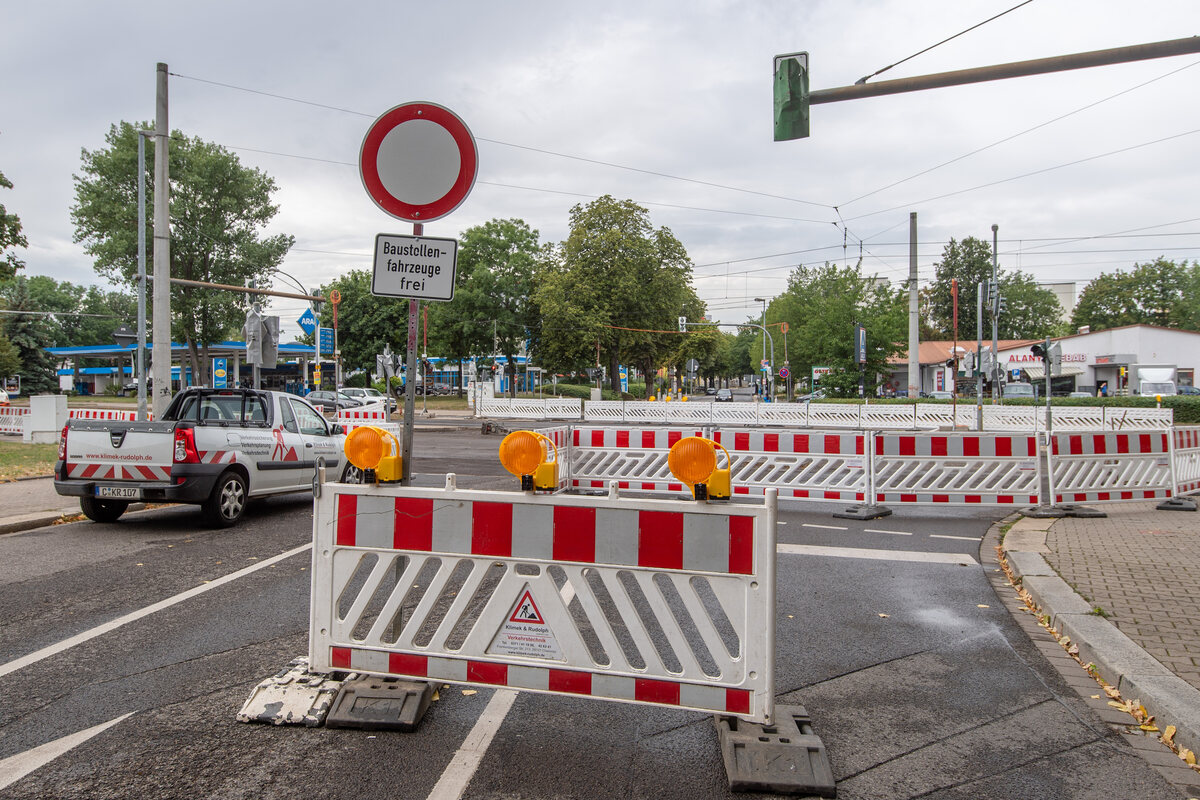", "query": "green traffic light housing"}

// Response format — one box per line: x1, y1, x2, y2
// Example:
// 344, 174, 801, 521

774, 52, 810, 141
